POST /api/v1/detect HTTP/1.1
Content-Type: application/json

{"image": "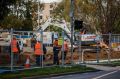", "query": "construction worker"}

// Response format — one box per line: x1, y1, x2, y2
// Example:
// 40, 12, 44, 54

34, 40, 43, 66
63, 39, 69, 61
31, 36, 36, 50
11, 36, 20, 64
53, 39, 60, 65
